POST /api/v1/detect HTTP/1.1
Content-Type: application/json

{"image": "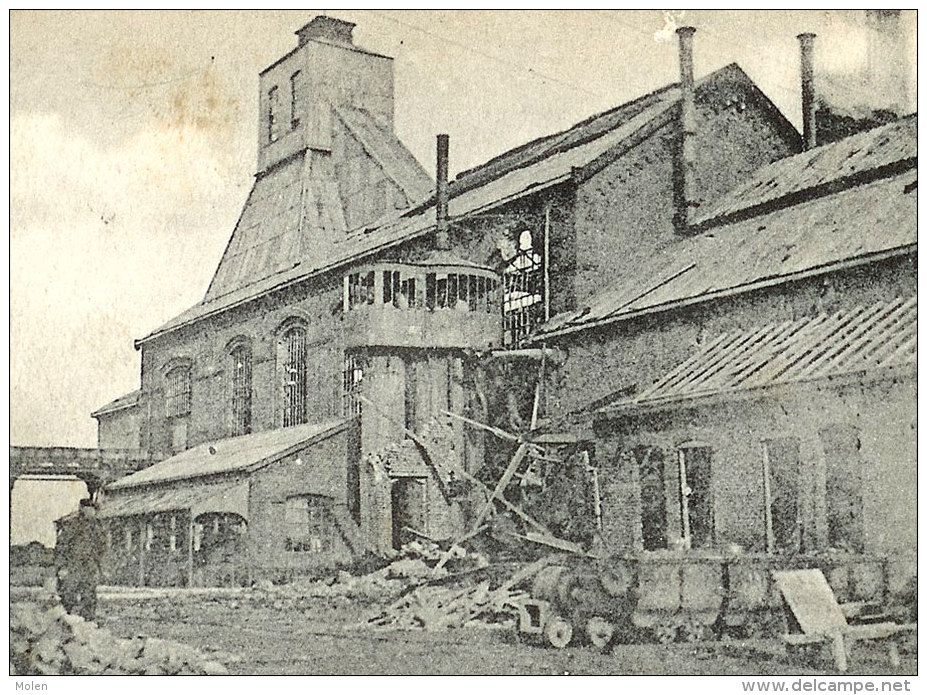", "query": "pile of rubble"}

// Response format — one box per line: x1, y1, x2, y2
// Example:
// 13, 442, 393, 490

251, 540, 526, 630
258, 540, 491, 606
367, 579, 525, 631
10, 598, 228, 675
